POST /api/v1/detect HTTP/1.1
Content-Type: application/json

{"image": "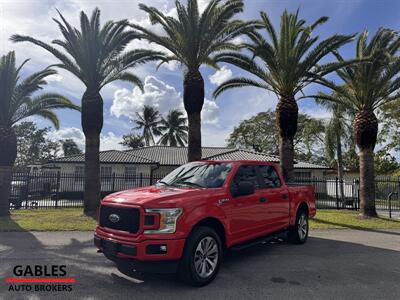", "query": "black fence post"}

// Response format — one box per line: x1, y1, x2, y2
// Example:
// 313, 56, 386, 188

55, 171, 60, 208
357, 181, 360, 210
335, 177, 339, 209
112, 173, 116, 192
139, 173, 143, 187
150, 171, 154, 186
25, 172, 31, 209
